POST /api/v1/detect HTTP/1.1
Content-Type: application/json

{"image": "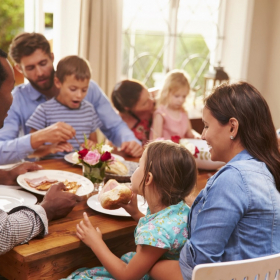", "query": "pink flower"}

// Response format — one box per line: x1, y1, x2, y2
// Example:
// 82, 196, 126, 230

172, 239, 180, 249
100, 151, 111, 162
182, 227, 188, 238
172, 226, 181, 234
83, 150, 101, 166
156, 238, 166, 248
